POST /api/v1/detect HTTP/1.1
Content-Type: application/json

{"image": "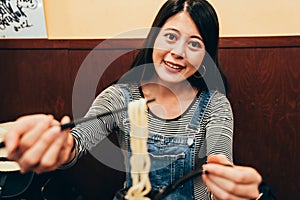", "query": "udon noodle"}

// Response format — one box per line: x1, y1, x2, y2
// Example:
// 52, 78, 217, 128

125, 98, 151, 200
